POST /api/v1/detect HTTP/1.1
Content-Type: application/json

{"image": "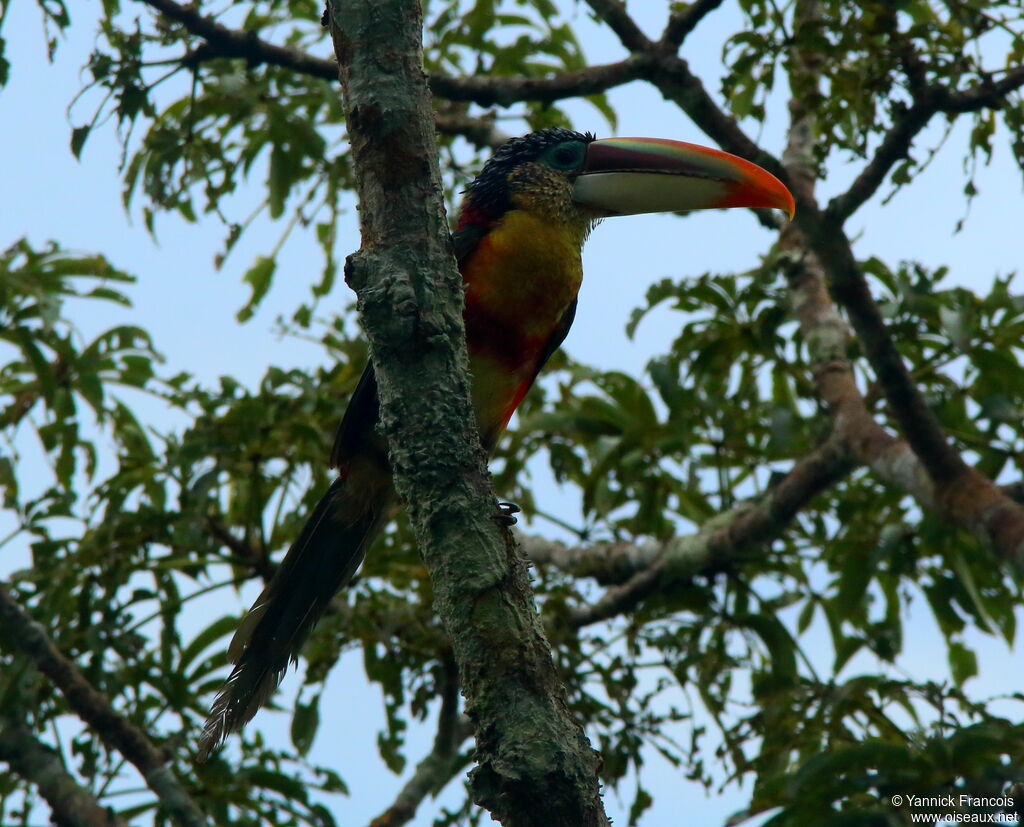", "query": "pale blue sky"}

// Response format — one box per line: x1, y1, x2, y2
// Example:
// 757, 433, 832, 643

3, 1, 1024, 825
